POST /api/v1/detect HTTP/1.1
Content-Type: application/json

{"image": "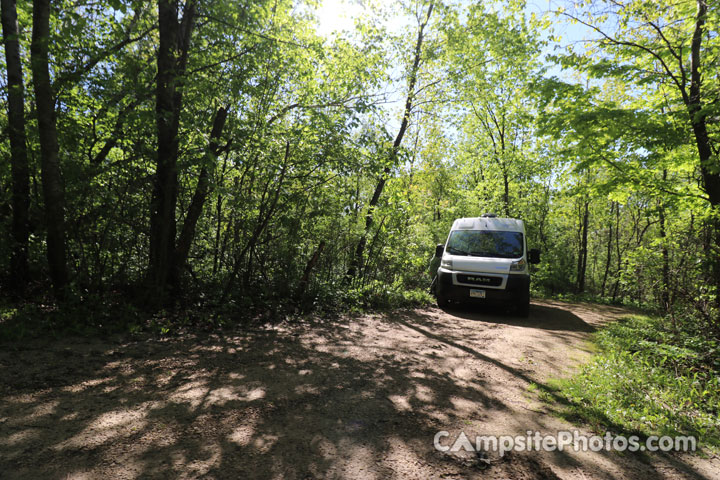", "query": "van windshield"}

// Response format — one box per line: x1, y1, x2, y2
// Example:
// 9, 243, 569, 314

446, 230, 524, 259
